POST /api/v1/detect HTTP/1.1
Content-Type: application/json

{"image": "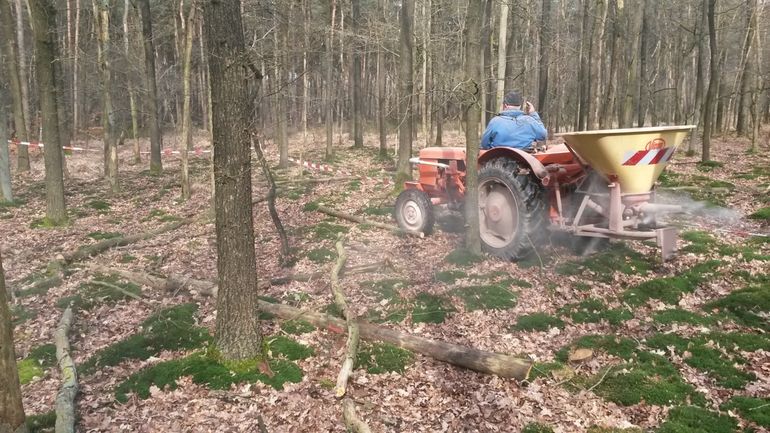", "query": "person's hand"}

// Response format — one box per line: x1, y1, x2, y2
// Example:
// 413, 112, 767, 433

525, 101, 535, 114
